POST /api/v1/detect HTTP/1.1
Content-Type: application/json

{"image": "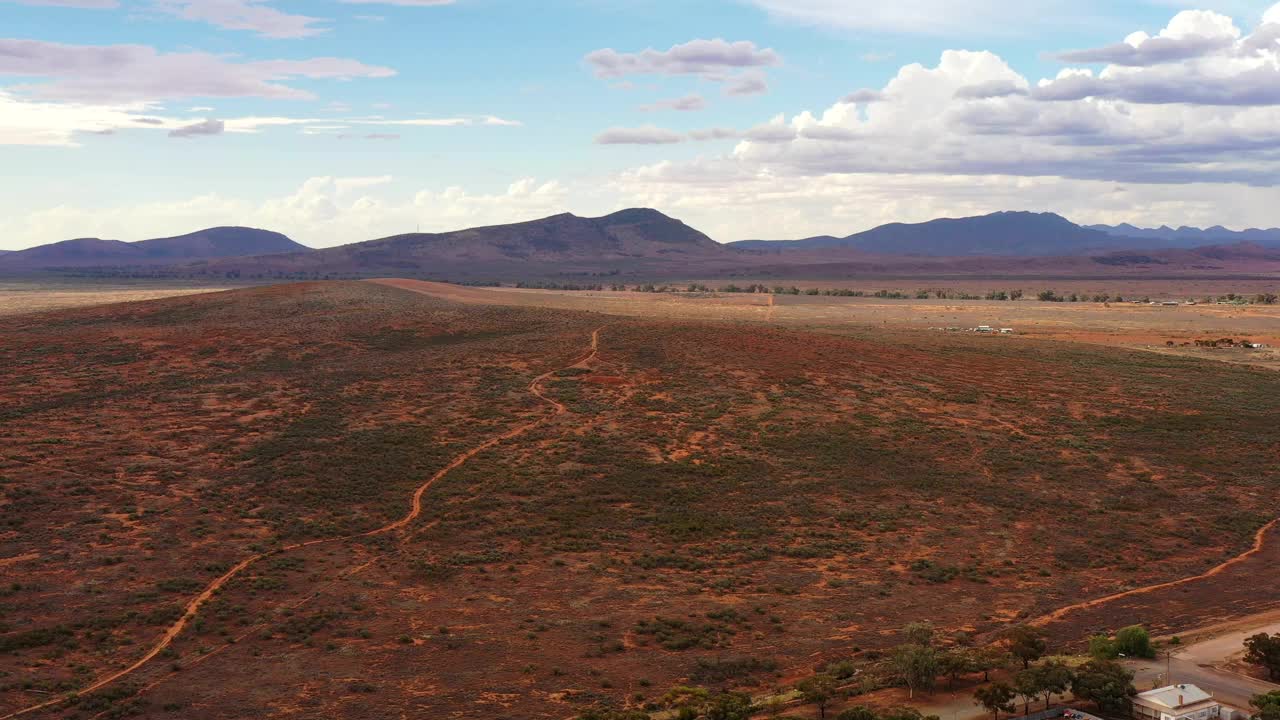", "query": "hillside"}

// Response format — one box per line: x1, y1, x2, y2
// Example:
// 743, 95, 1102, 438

731, 211, 1129, 256
0, 227, 307, 270
191, 208, 734, 279
3, 281, 1279, 719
